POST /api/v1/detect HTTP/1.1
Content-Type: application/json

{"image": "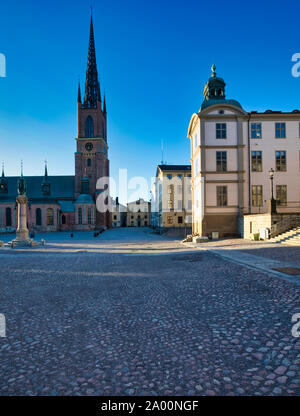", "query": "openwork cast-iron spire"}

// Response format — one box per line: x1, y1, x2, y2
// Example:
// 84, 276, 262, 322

83, 14, 101, 108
